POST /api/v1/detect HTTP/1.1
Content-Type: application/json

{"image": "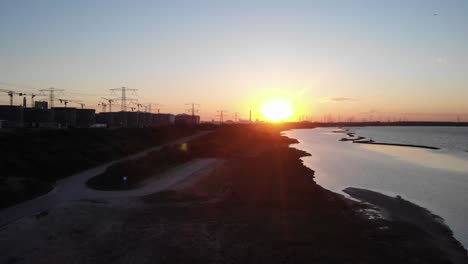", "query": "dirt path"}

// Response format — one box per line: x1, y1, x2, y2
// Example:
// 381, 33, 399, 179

0, 131, 213, 227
